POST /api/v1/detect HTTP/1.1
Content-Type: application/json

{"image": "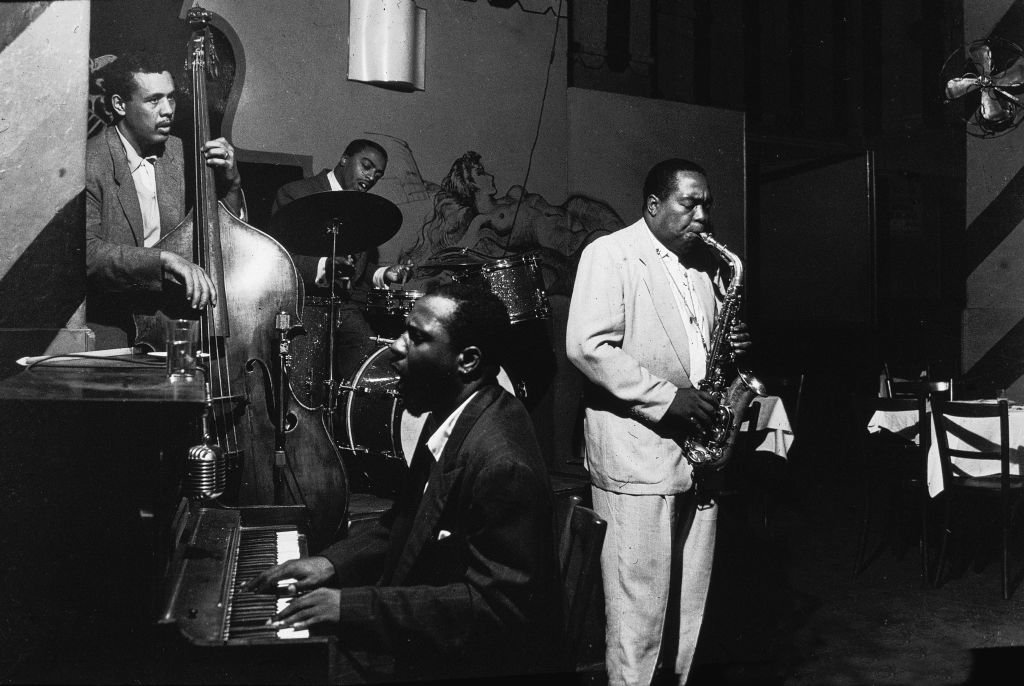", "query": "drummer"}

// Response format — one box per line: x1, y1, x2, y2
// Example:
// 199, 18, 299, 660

271, 139, 410, 381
